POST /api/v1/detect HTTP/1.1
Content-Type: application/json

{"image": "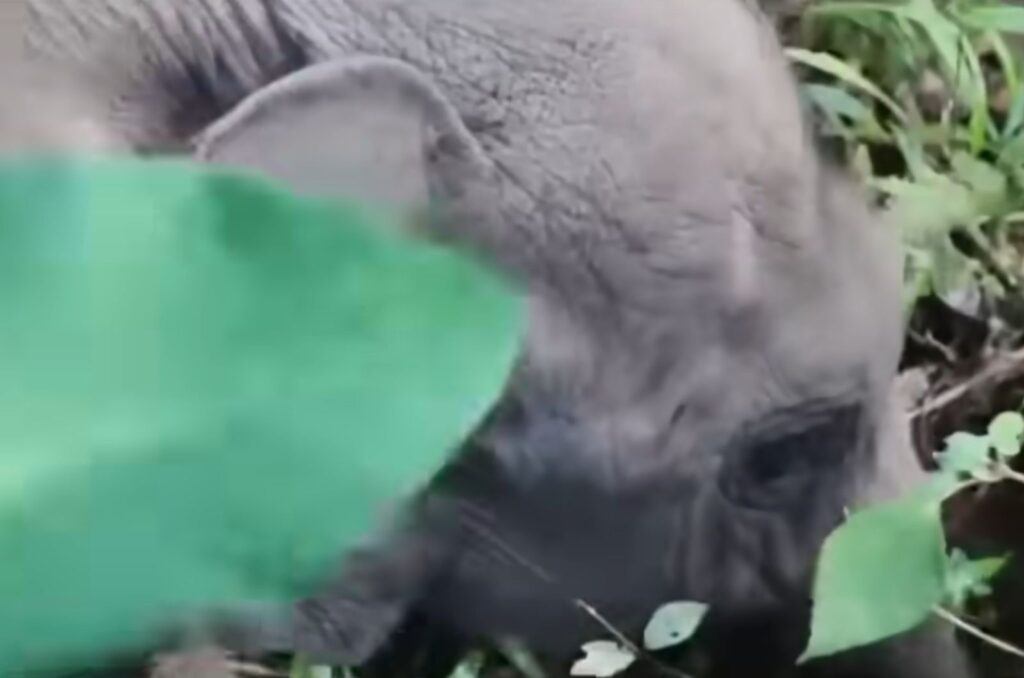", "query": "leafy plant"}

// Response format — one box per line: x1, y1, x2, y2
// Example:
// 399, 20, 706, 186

801, 477, 953, 661
801, 410, 1024, 662
0, 155, 524, 675
788, 0, 1024, 315
783, 5, 1024, 662
566, 413, 1024, 671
